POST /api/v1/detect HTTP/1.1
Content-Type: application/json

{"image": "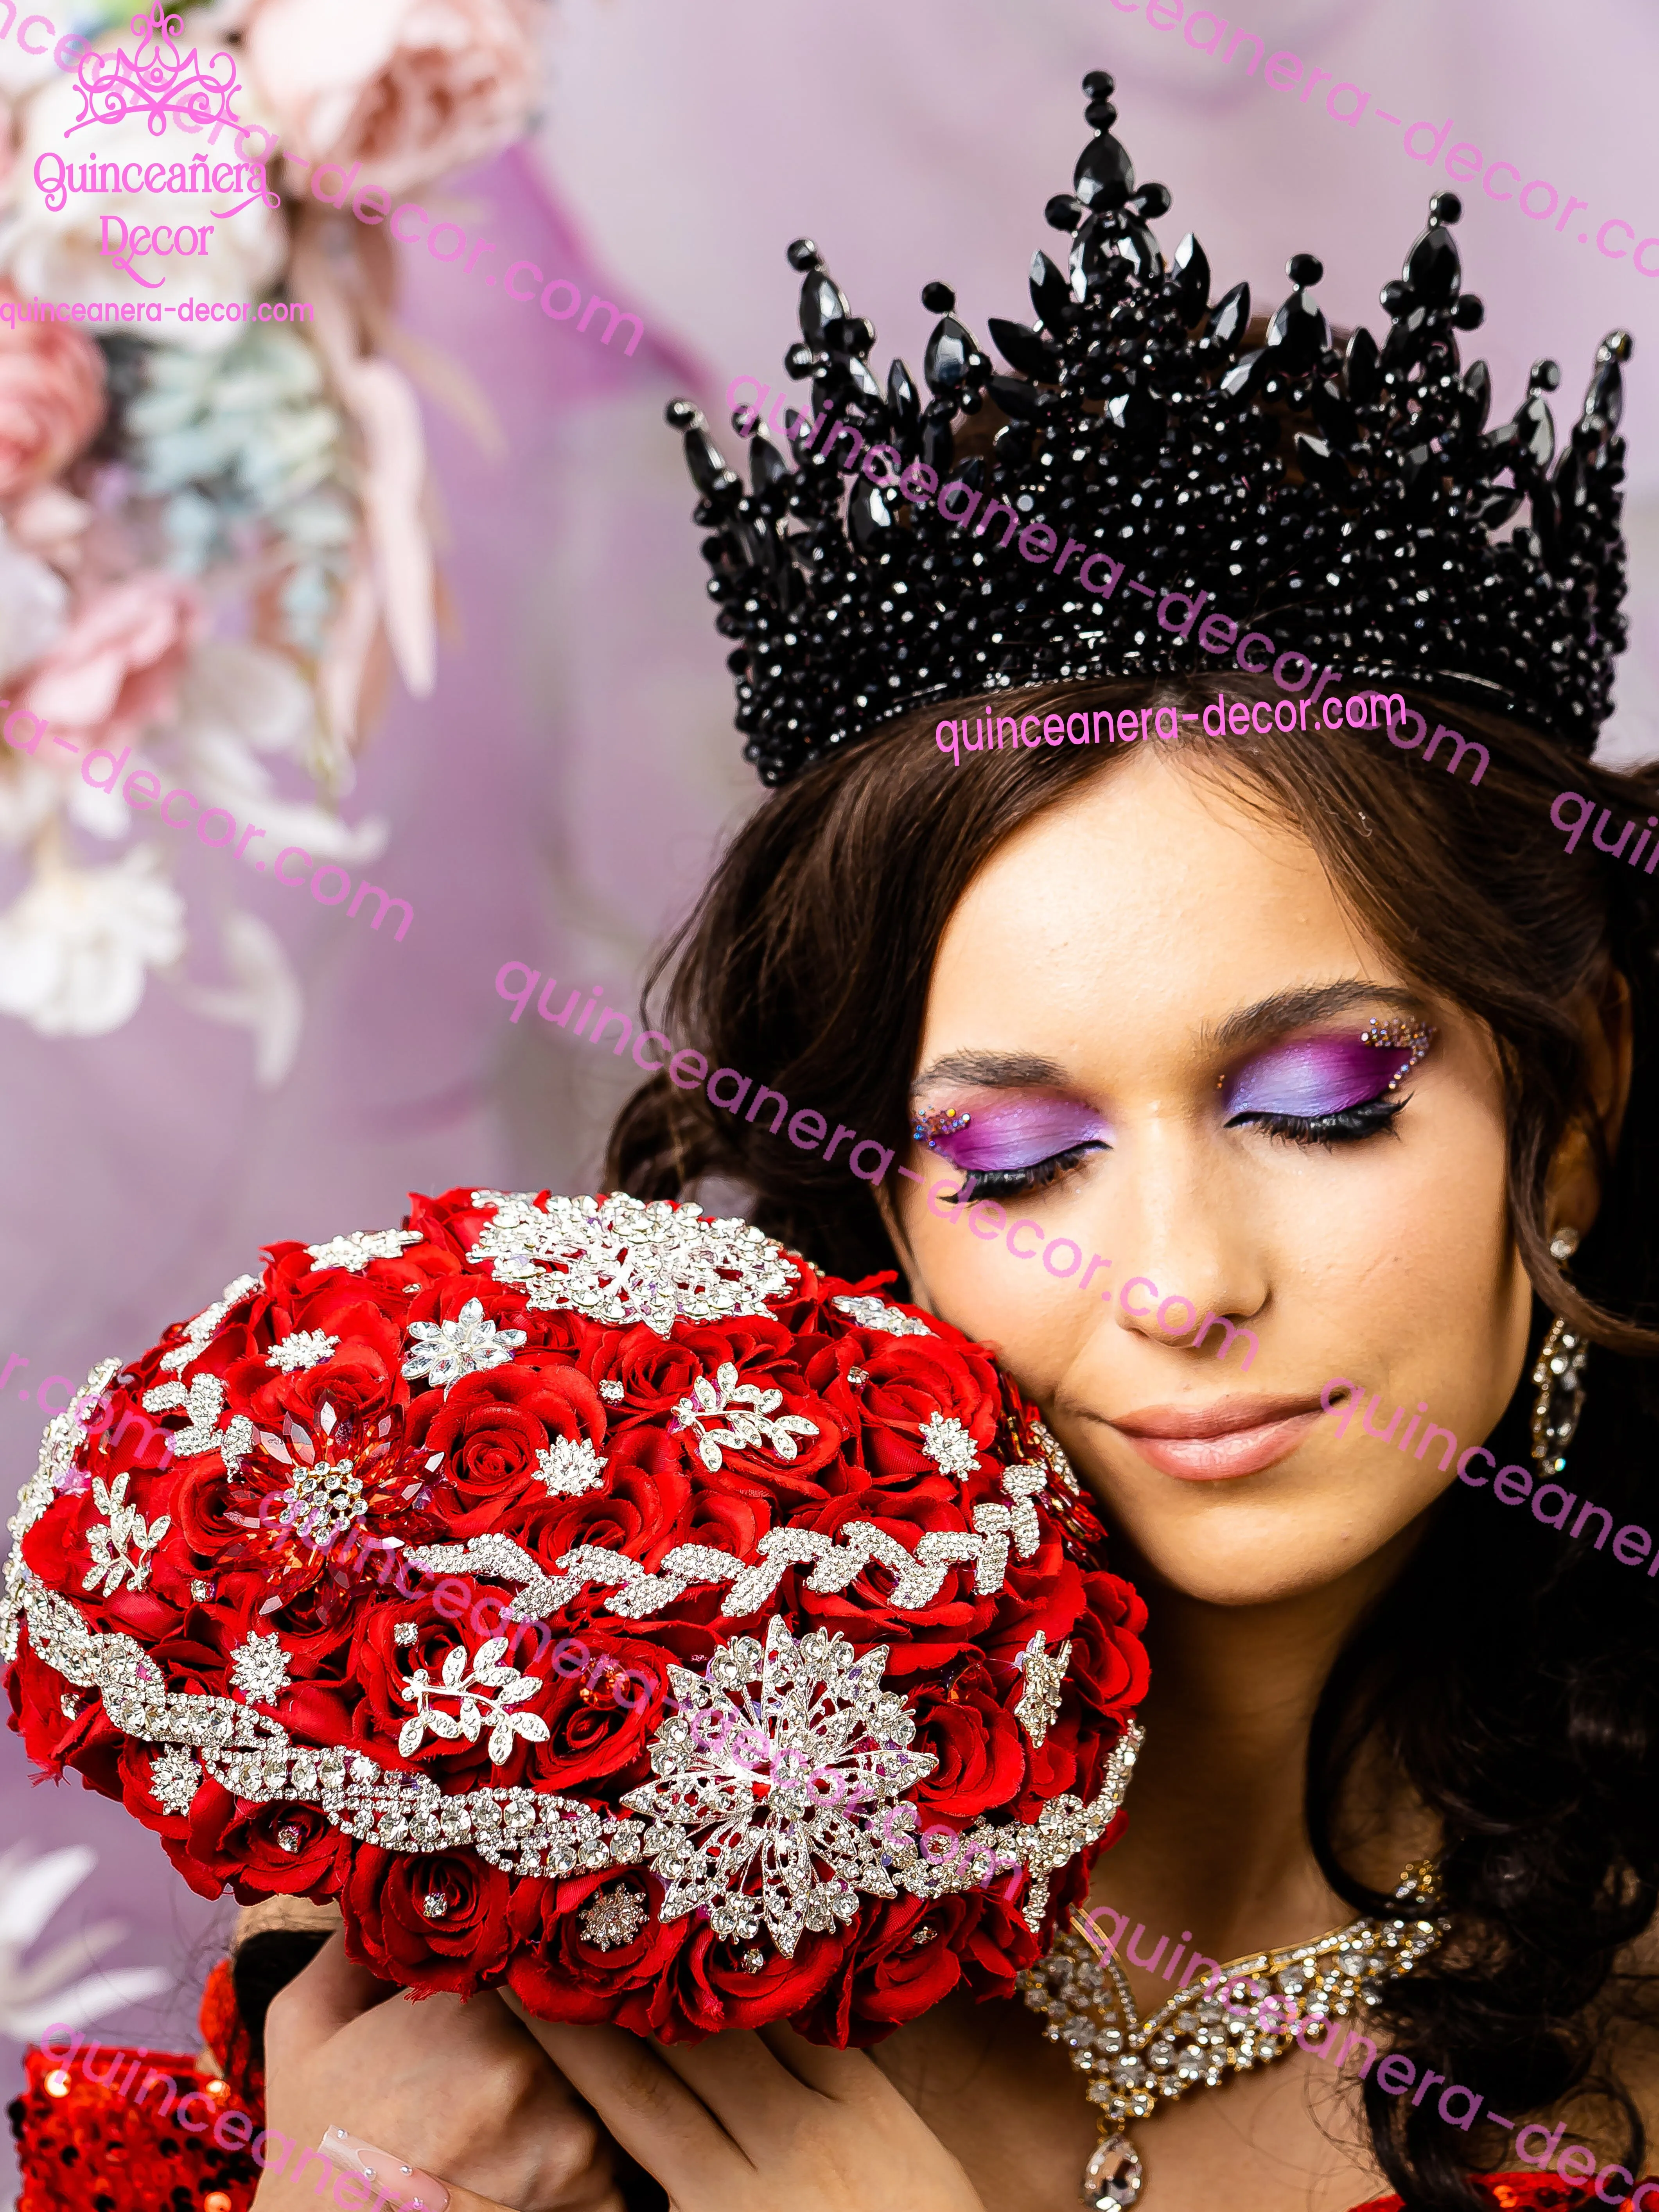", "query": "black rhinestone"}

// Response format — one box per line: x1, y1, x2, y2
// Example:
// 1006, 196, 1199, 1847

1287, 252, 1323, 286
664, 398, 699, 429
921, 280, 956, 312
1082, 68, 1115, 95
1429, 192, 1462, 224
786, 238, 820, 272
